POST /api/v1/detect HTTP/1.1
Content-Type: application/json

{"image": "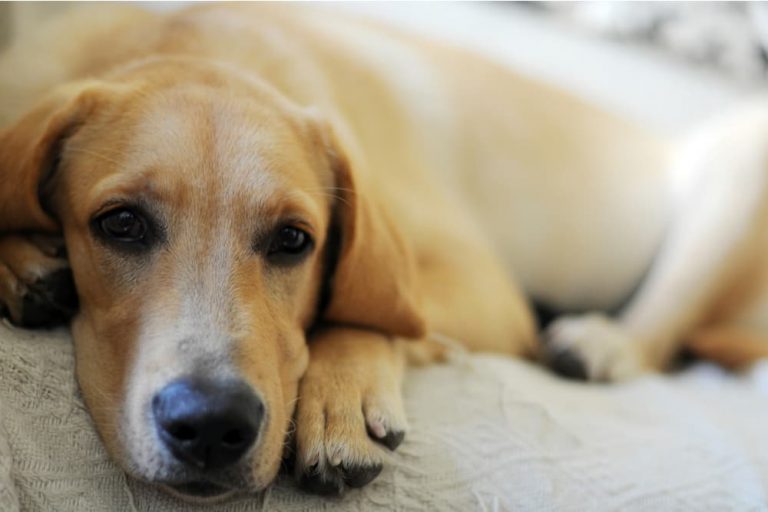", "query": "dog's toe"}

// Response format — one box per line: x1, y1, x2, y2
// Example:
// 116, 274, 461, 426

0, 235, 77, 329
364, 409, 407, 452
20, 288, 69, 327
43, 268, 79, 312
370, 428, 405, 451
17, 268, 78, 328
